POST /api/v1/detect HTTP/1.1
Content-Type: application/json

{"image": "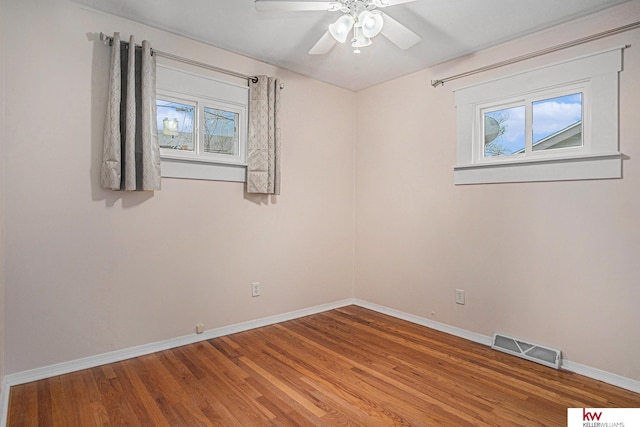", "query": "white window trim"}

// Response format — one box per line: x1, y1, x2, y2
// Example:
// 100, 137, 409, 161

156, 64, 249, 182
454, 47, 623, 185
161, 159, 247, 182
